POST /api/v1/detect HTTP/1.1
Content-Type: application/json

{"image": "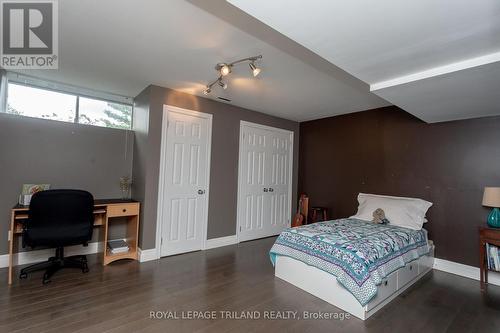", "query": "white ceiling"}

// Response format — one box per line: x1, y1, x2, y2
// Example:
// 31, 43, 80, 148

228, 0, 500, 123
12, 0, 388, 122
374, 60, 500, 123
